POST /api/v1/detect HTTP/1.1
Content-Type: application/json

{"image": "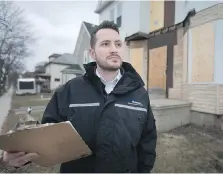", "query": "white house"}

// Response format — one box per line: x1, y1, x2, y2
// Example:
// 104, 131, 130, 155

73, 21, 98, 67
45, 53, 84, 90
